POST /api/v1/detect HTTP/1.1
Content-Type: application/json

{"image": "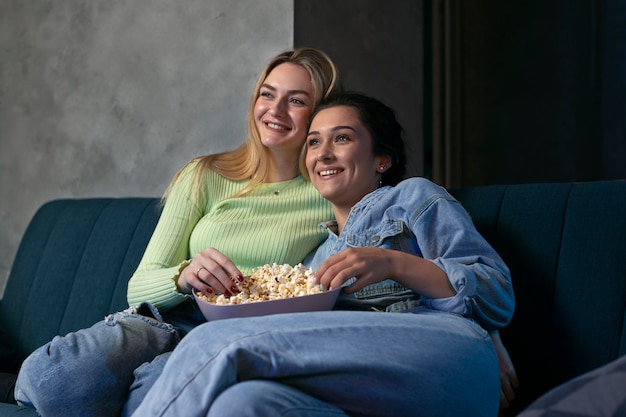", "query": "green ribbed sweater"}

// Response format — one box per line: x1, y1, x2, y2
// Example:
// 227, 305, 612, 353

127, 162, 334, 311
